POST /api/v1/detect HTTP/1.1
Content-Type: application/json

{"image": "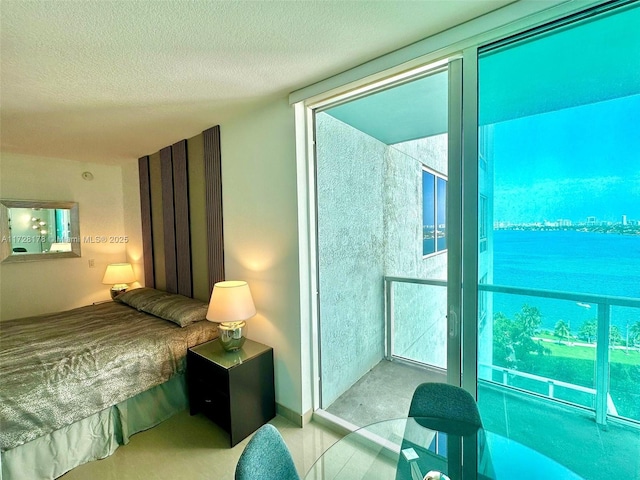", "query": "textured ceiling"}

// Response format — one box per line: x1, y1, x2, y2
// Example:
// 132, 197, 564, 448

1, 0, 514, 165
